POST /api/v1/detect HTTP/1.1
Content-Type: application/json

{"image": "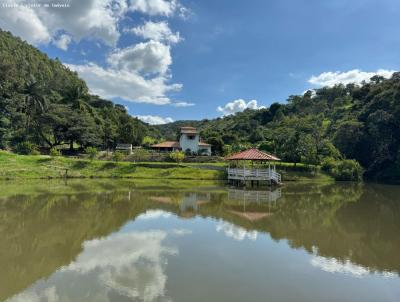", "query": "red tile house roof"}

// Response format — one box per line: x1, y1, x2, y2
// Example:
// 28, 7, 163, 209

225, 148, 280, 161
151, 141, 181, 148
